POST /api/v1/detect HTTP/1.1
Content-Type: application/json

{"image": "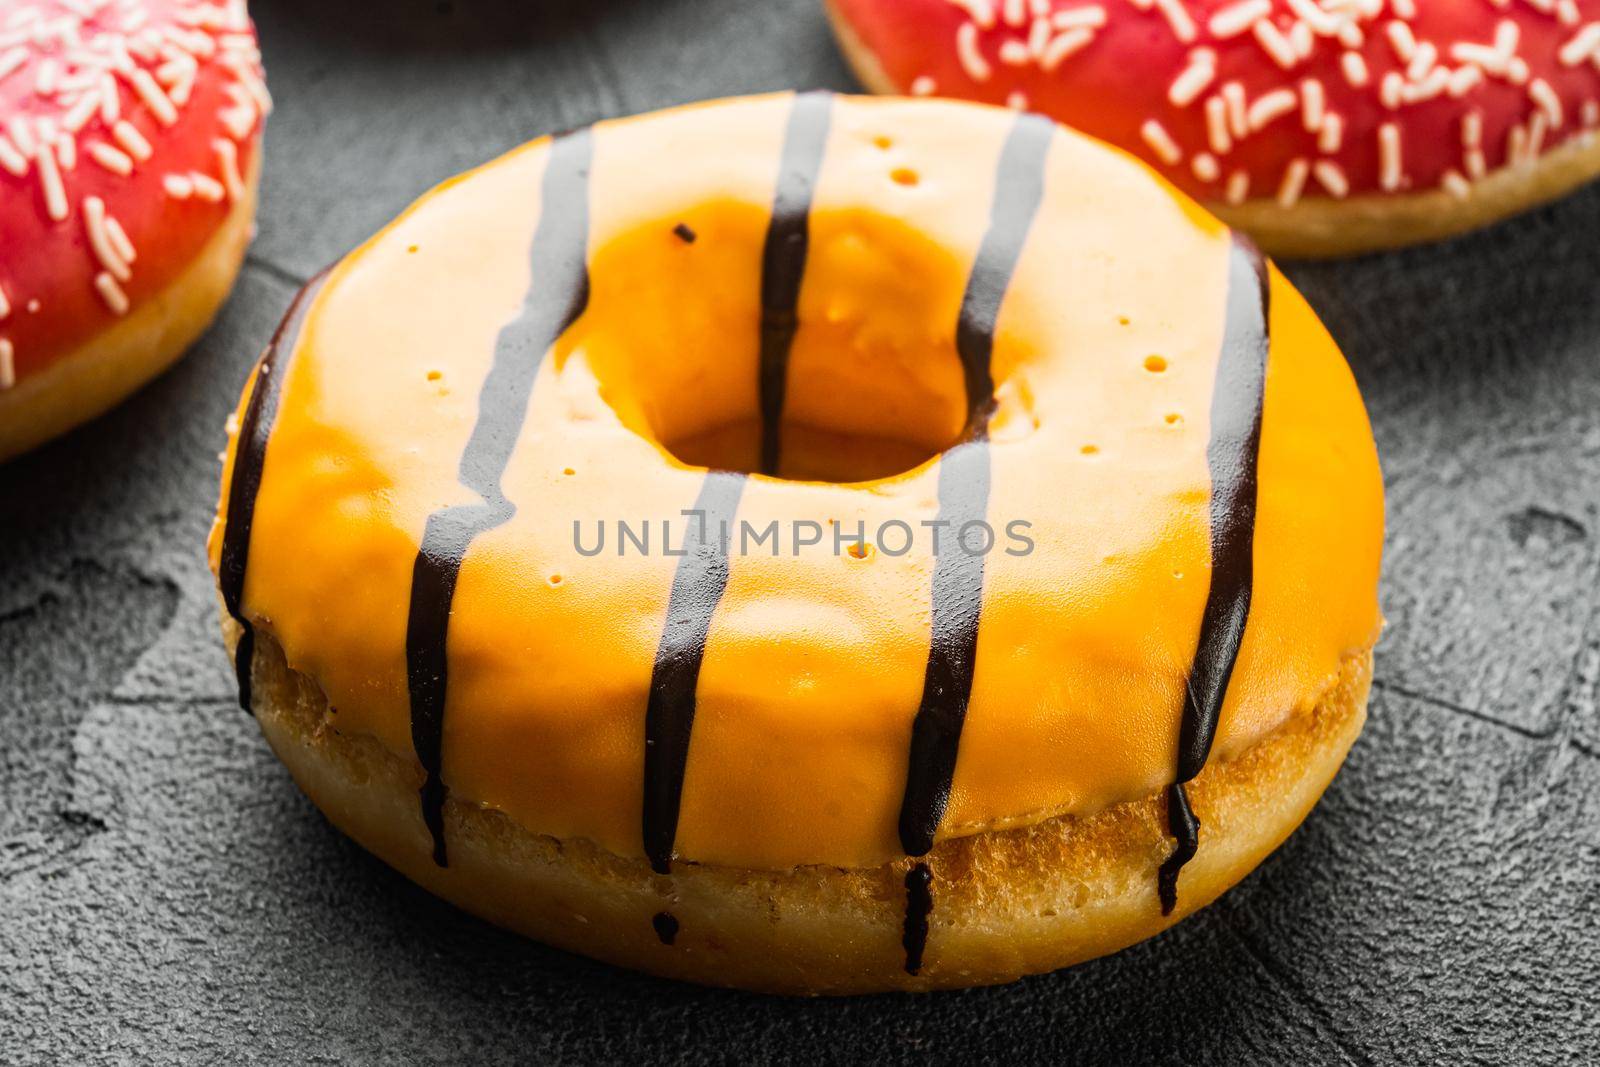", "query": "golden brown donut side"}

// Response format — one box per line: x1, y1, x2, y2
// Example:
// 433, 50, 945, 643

826, 2, 1600, 260
233, 623, 1370, 995
0, 156, 259, 463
